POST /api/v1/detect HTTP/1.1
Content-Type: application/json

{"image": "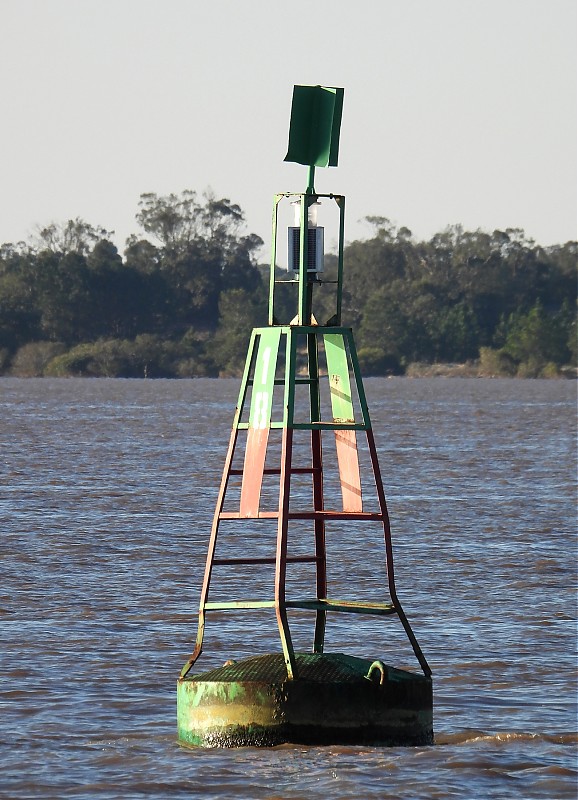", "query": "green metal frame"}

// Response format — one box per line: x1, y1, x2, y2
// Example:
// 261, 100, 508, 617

180, 326, 431, 681
180, 85, 430, 683
269, 193, 345, 327
284, 85, 344, 169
